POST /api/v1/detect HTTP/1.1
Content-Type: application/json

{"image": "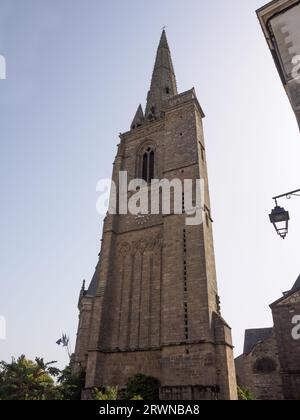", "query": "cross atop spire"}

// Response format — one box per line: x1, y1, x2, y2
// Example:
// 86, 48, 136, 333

145, 30, 178, 120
